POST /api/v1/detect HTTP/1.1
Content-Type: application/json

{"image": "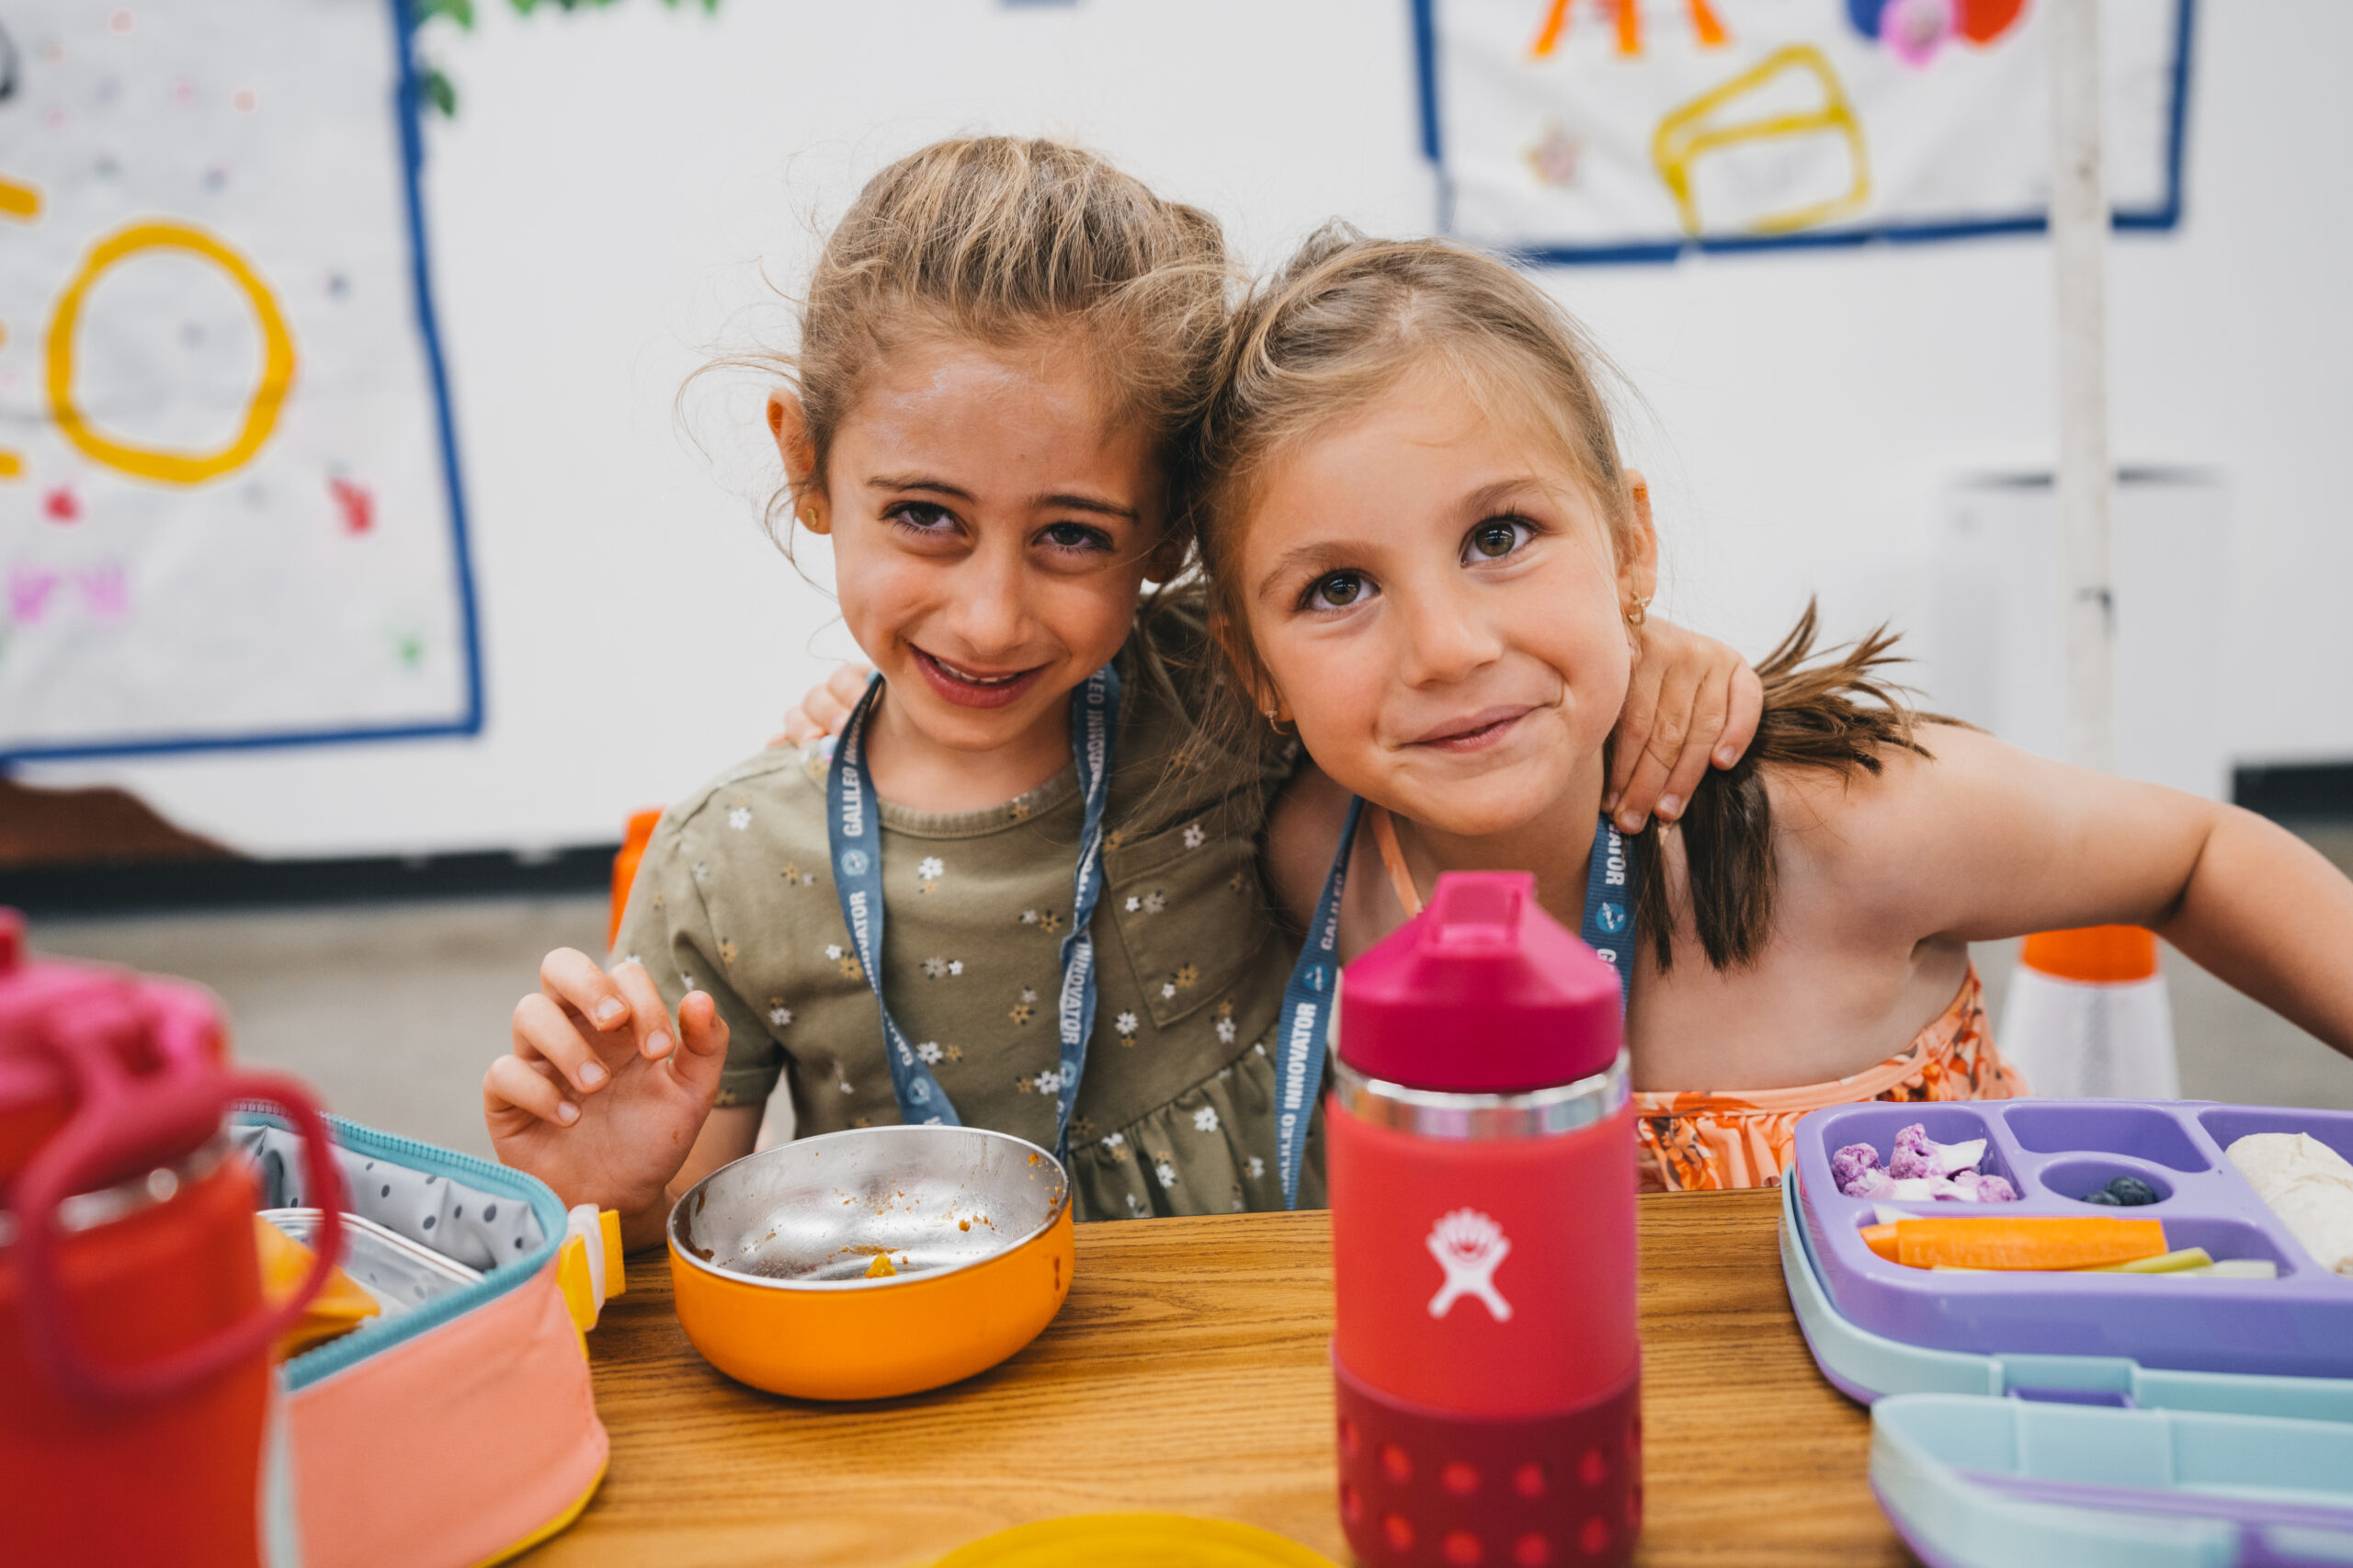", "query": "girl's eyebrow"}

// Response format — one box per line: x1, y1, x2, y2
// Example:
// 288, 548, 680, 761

1039, 492, 1141, 522
1461, 476, 1554, 517
1255, 541, 1355, 602
867, 472, 973, 498
865, 473, 1140, 522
